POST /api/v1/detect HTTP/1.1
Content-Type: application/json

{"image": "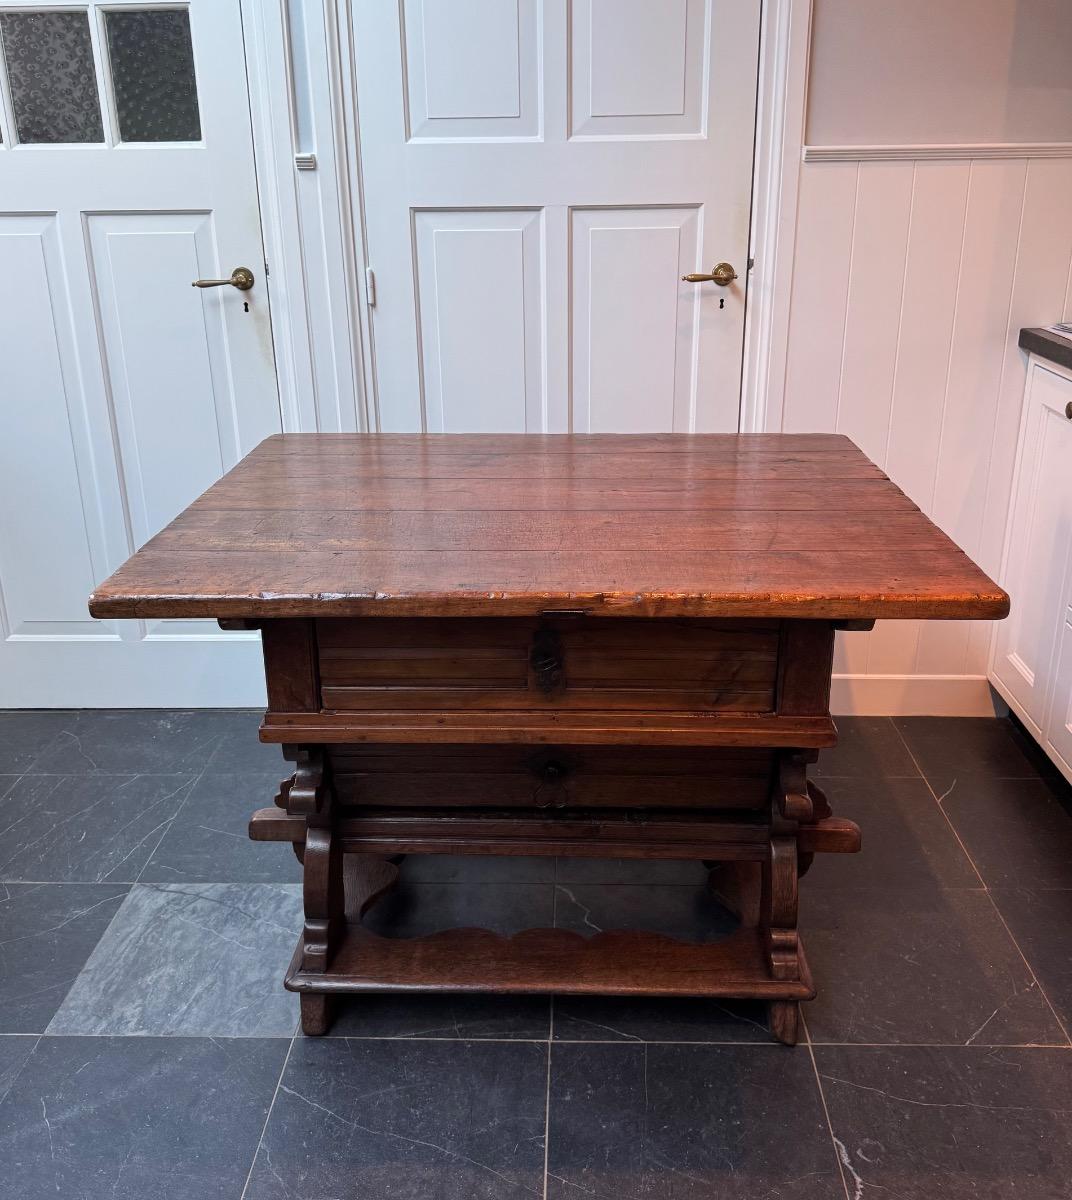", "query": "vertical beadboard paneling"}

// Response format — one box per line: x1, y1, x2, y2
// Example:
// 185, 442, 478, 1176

834, 161, 915, 464
916, 159, 1027, 678
784, 150, 1072, 712
781, 162, 858, 431
884, 162, 971, 510
831, 162, 914, 678
868, 162, 971, 676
